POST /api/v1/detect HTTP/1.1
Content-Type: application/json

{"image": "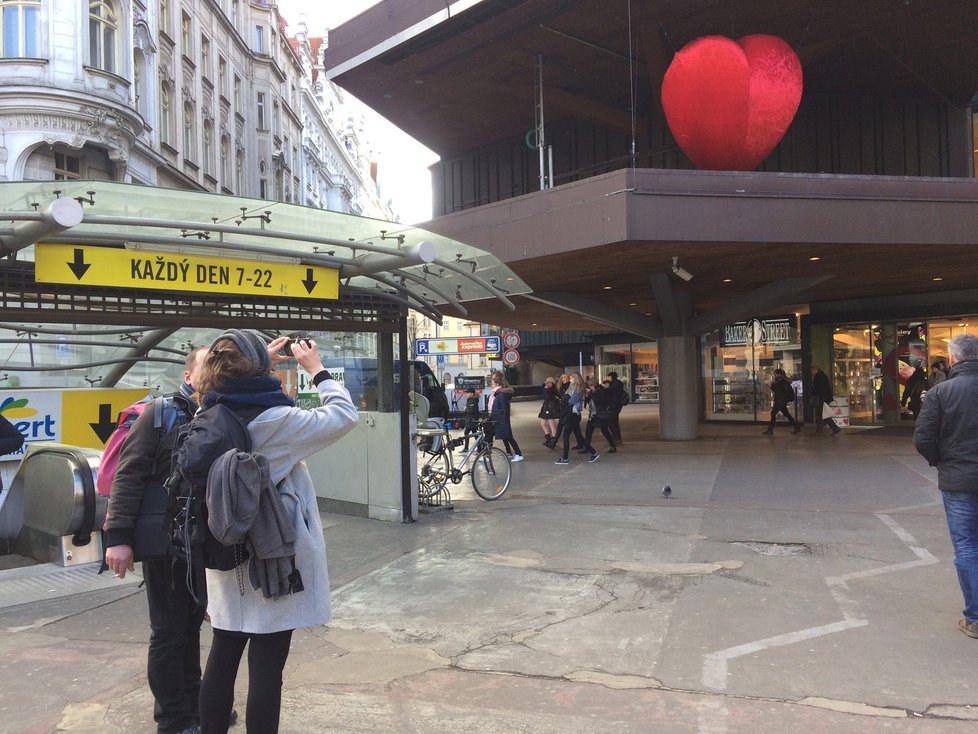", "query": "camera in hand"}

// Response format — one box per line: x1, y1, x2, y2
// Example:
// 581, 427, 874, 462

281, 332, 313, 357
